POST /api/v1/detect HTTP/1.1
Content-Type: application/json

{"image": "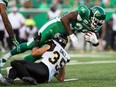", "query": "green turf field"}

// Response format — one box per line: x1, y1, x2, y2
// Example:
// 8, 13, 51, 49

0, 51, 116, 87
